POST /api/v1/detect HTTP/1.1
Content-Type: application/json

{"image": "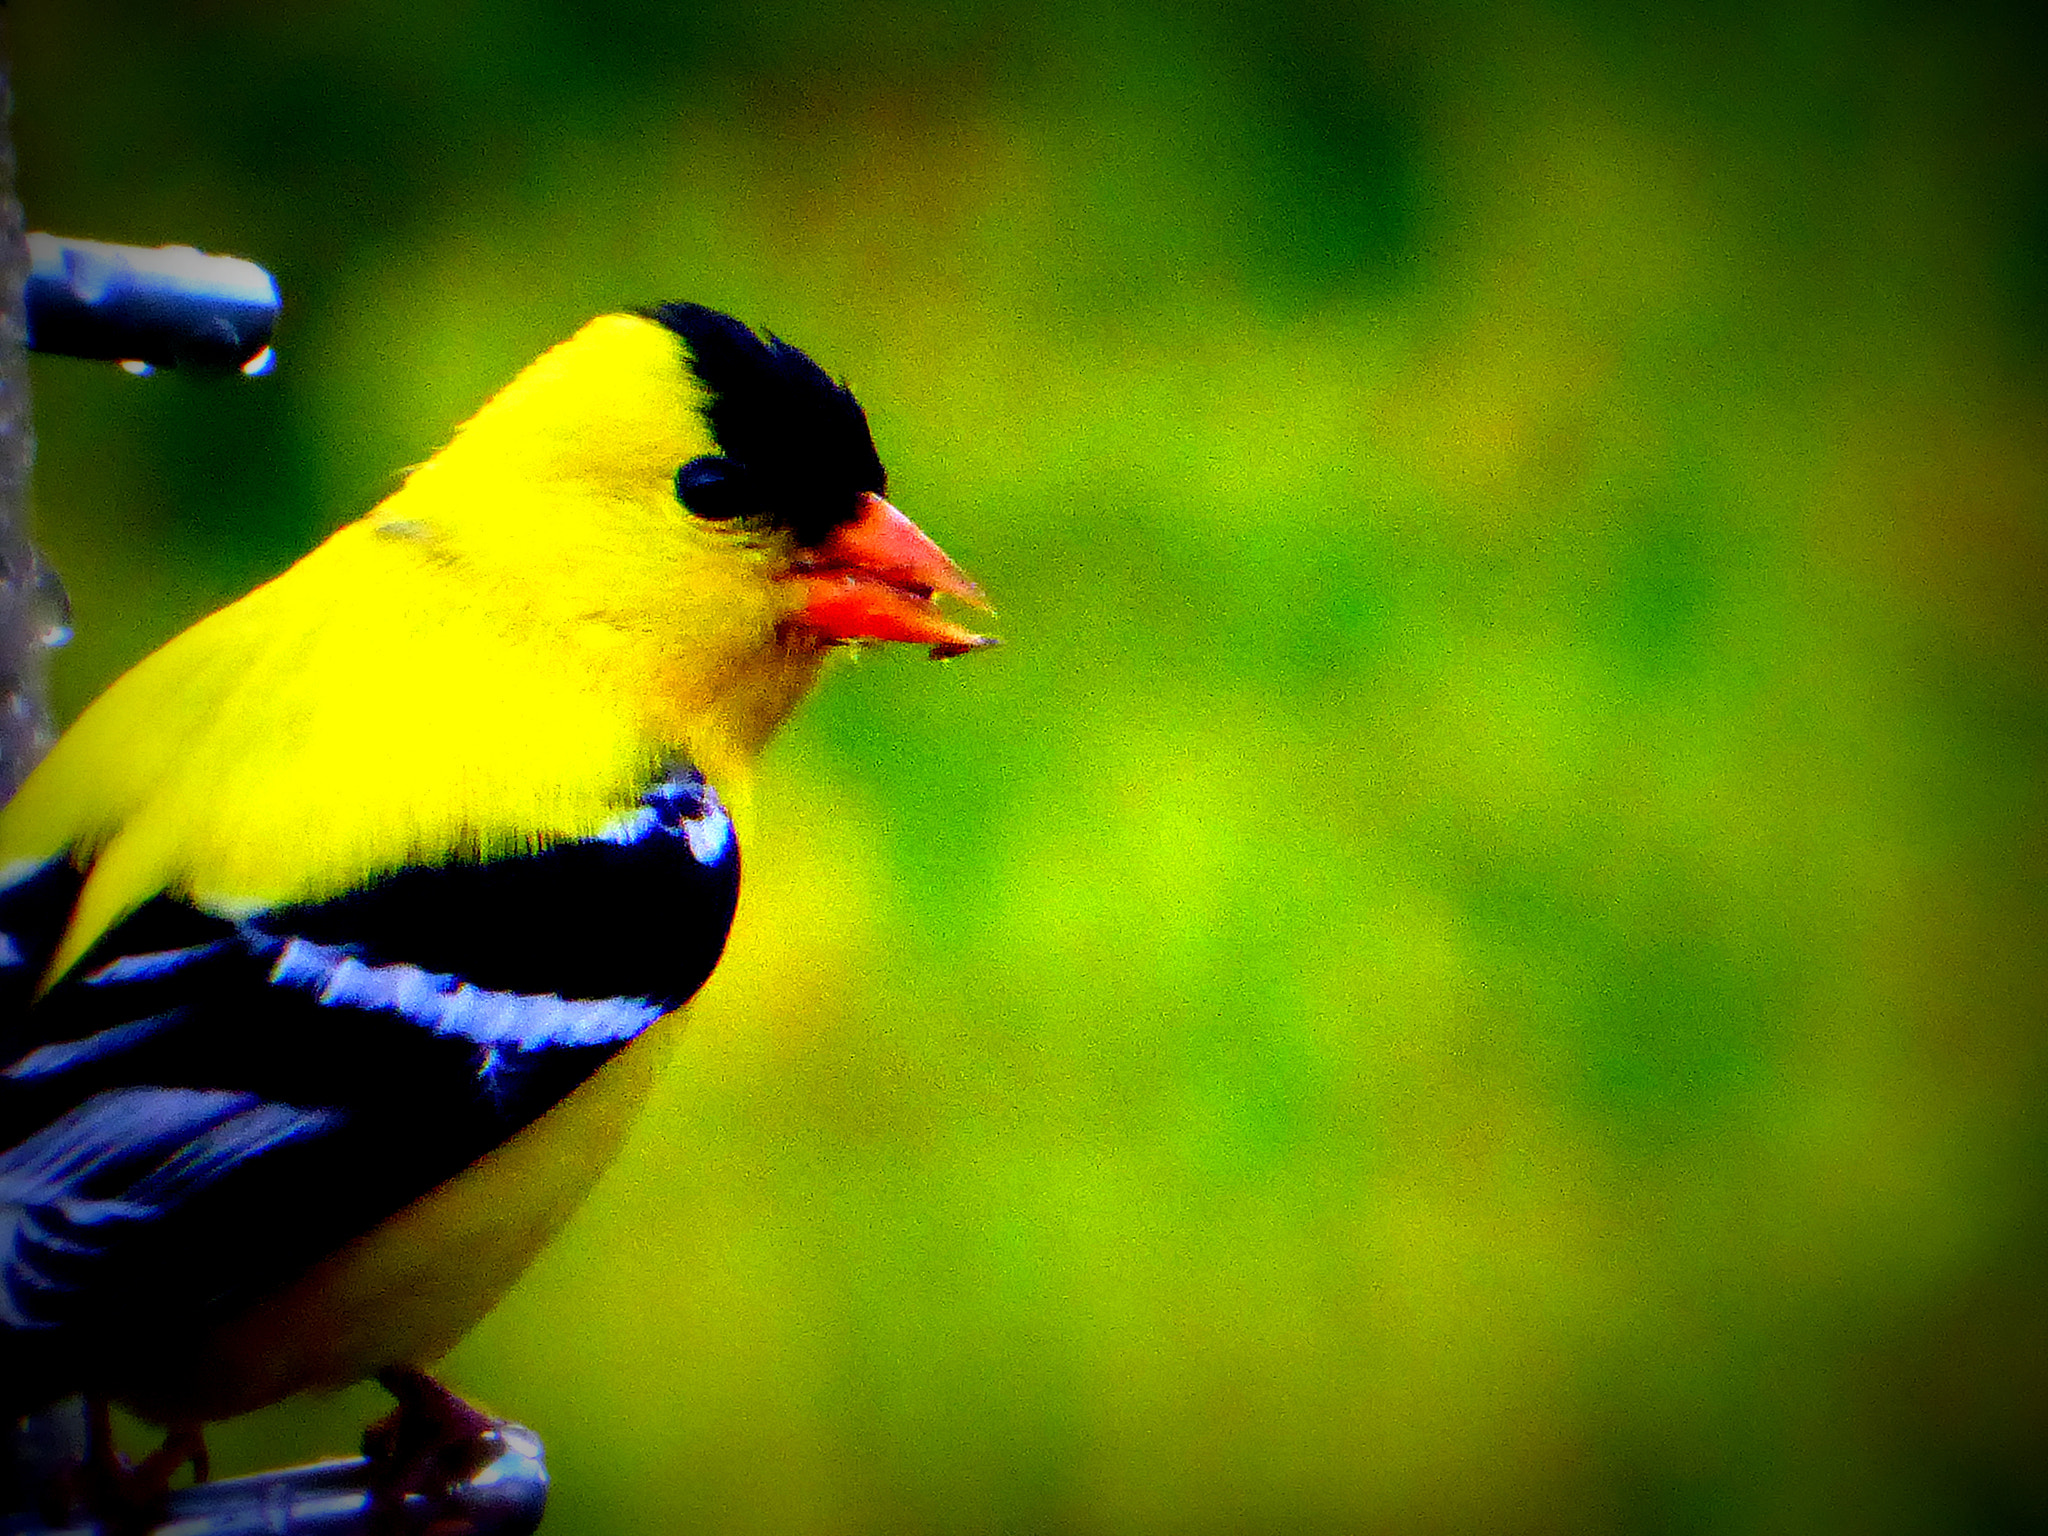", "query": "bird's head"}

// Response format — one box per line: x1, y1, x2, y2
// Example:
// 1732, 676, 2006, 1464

648, 301, 992, 661
372, 304, 992, 778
